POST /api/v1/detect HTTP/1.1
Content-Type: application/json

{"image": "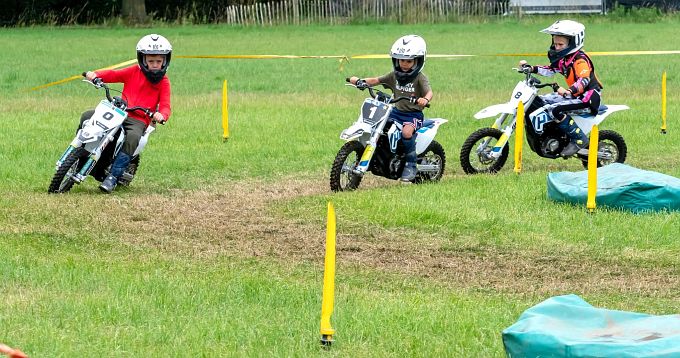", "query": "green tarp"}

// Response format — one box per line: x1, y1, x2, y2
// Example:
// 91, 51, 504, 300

503, 294, 680, 357
547, 163, 680, 213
